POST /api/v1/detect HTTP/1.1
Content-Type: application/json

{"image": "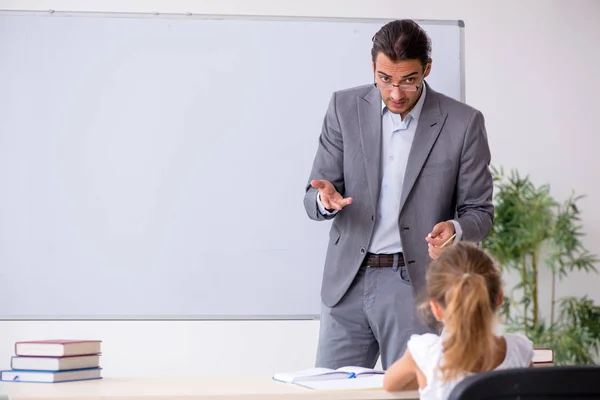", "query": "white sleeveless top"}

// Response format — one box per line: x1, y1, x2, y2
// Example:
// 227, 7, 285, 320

407, 332, 535, 400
